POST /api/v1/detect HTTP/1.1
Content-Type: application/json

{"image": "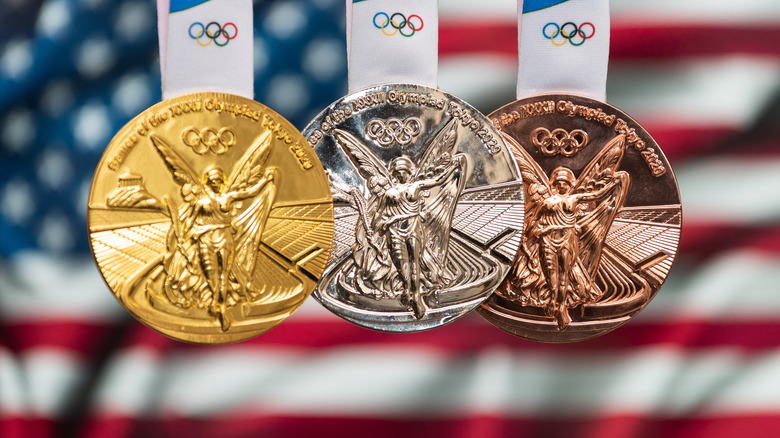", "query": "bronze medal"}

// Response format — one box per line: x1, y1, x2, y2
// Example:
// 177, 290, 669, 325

479, 94, 681, 342
88, 92, 334, 343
